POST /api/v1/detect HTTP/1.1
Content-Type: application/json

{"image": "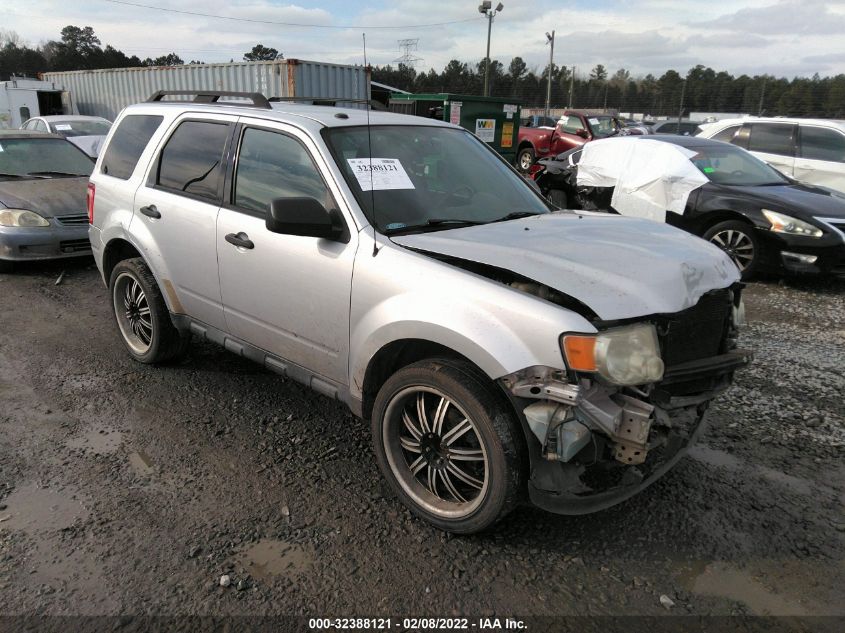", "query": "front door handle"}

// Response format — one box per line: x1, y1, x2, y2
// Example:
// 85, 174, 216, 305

140, 205, 161, 219
225, 232, 254, 249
